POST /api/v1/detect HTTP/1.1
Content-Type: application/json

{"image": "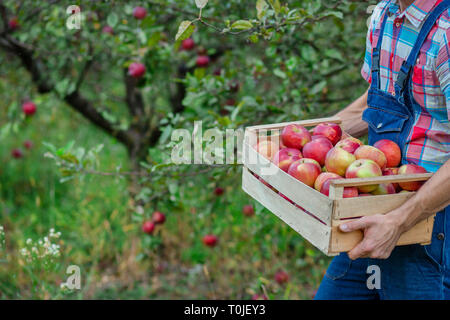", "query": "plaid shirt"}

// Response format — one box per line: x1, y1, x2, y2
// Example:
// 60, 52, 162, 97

362, 0, 450, 172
